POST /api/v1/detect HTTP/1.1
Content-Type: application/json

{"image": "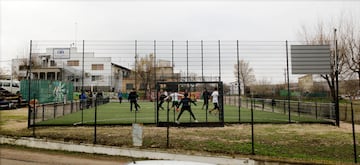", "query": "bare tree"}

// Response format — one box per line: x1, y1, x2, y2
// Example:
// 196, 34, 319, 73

135, 53, 156, 99
342, 19, 360, 90
342, 80, 359, 99
14, 57, 41, 80
250, 78, 273, 98
234, 59, 256, 95
298, 21, 348, 103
